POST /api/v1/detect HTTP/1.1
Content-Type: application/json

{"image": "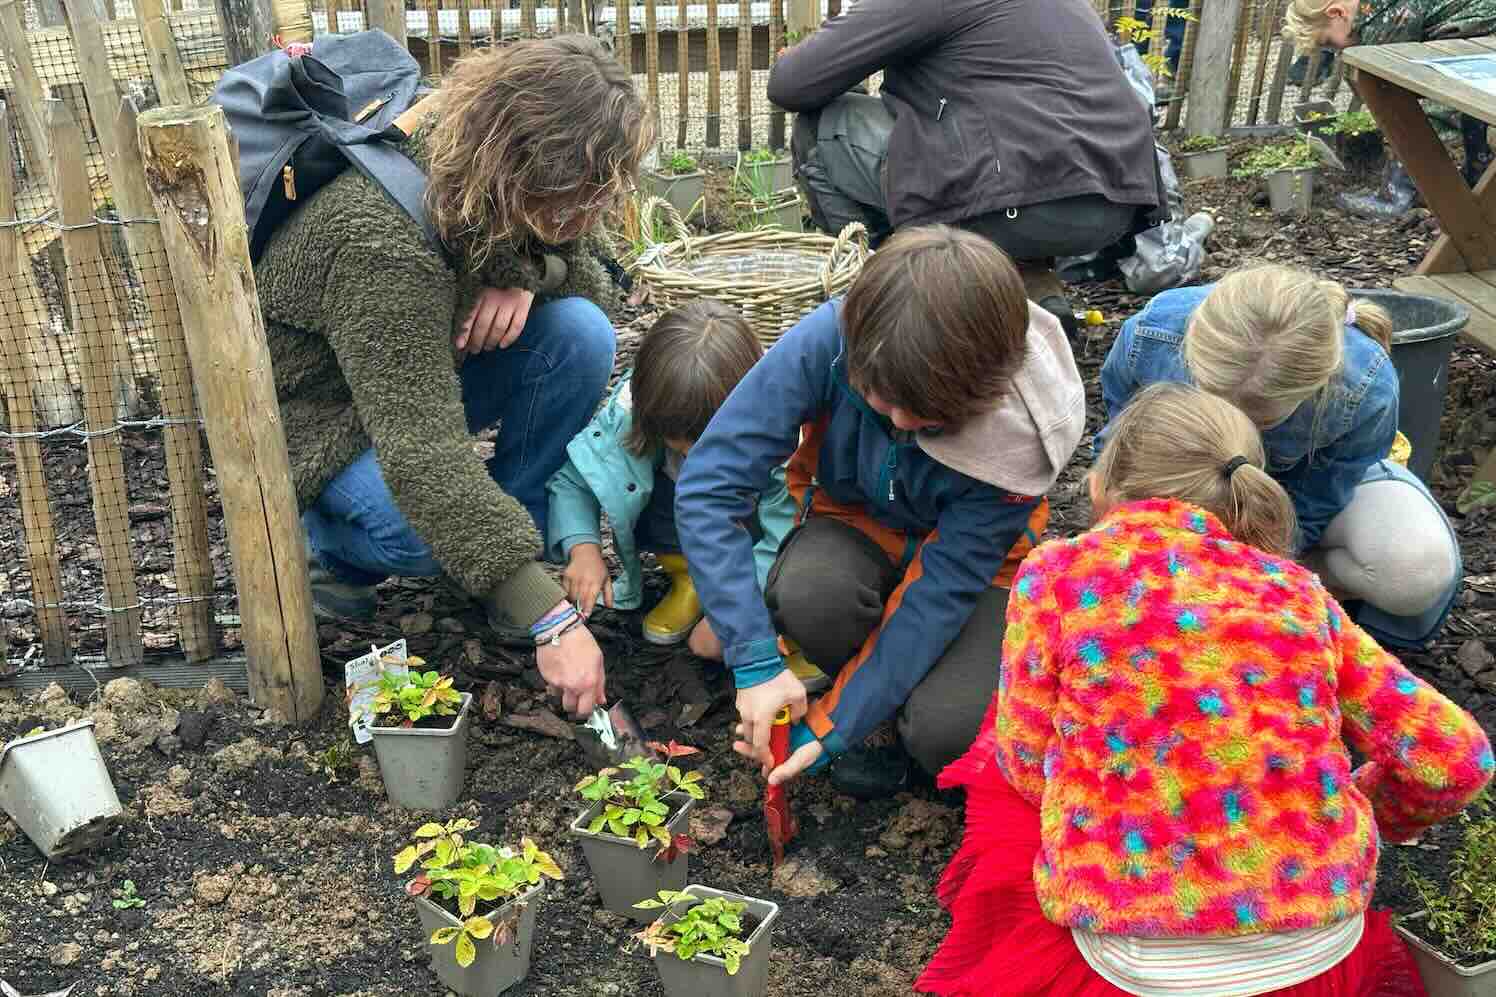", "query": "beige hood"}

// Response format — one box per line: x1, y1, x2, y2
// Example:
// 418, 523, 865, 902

915, 302, 1085, 497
